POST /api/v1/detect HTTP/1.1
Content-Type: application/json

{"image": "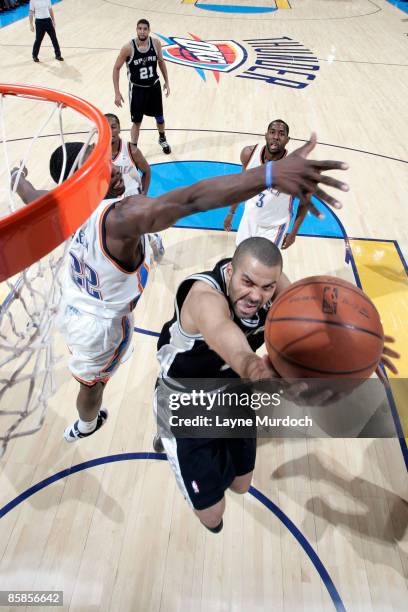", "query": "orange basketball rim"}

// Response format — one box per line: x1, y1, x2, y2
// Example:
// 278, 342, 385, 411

0, 83, 112, 282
